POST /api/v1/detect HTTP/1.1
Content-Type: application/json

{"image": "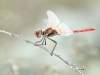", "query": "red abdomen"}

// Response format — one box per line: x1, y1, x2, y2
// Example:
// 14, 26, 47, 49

73, 28, 97, 33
